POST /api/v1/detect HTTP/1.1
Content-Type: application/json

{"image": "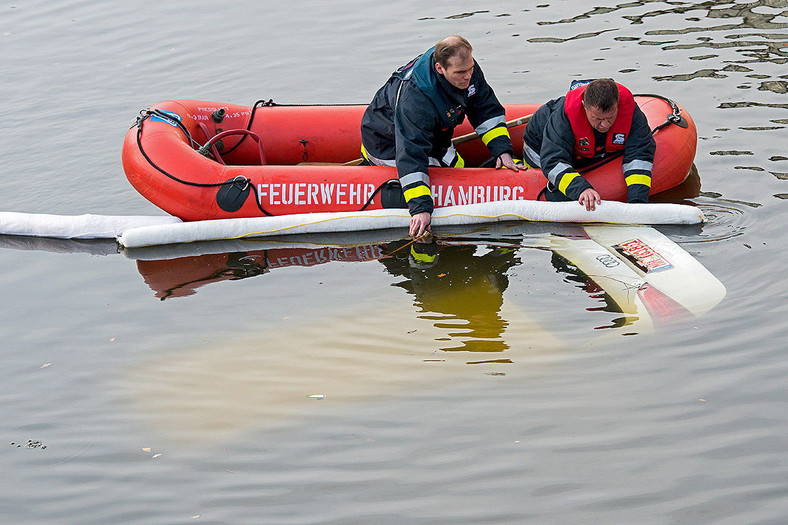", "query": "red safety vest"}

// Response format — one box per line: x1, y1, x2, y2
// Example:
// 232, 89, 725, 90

564, 83, 635, 159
